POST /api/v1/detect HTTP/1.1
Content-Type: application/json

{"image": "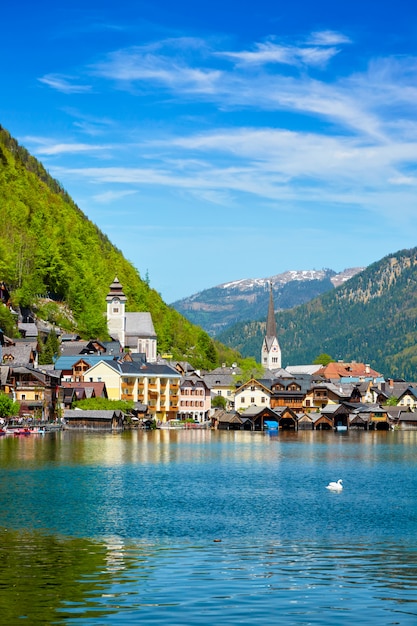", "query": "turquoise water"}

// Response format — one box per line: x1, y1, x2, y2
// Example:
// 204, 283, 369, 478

0, 430, 417, 624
